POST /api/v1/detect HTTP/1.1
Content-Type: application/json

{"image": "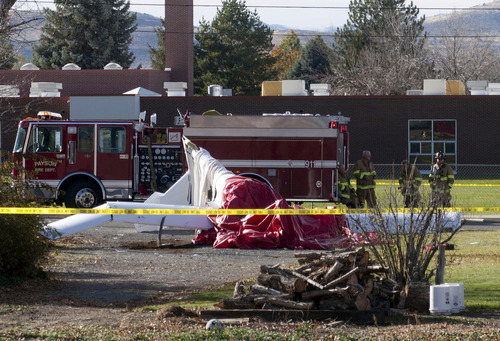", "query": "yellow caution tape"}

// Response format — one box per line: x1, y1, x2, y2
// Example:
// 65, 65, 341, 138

376, 182, 500, 187
0, 207, 498, 215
